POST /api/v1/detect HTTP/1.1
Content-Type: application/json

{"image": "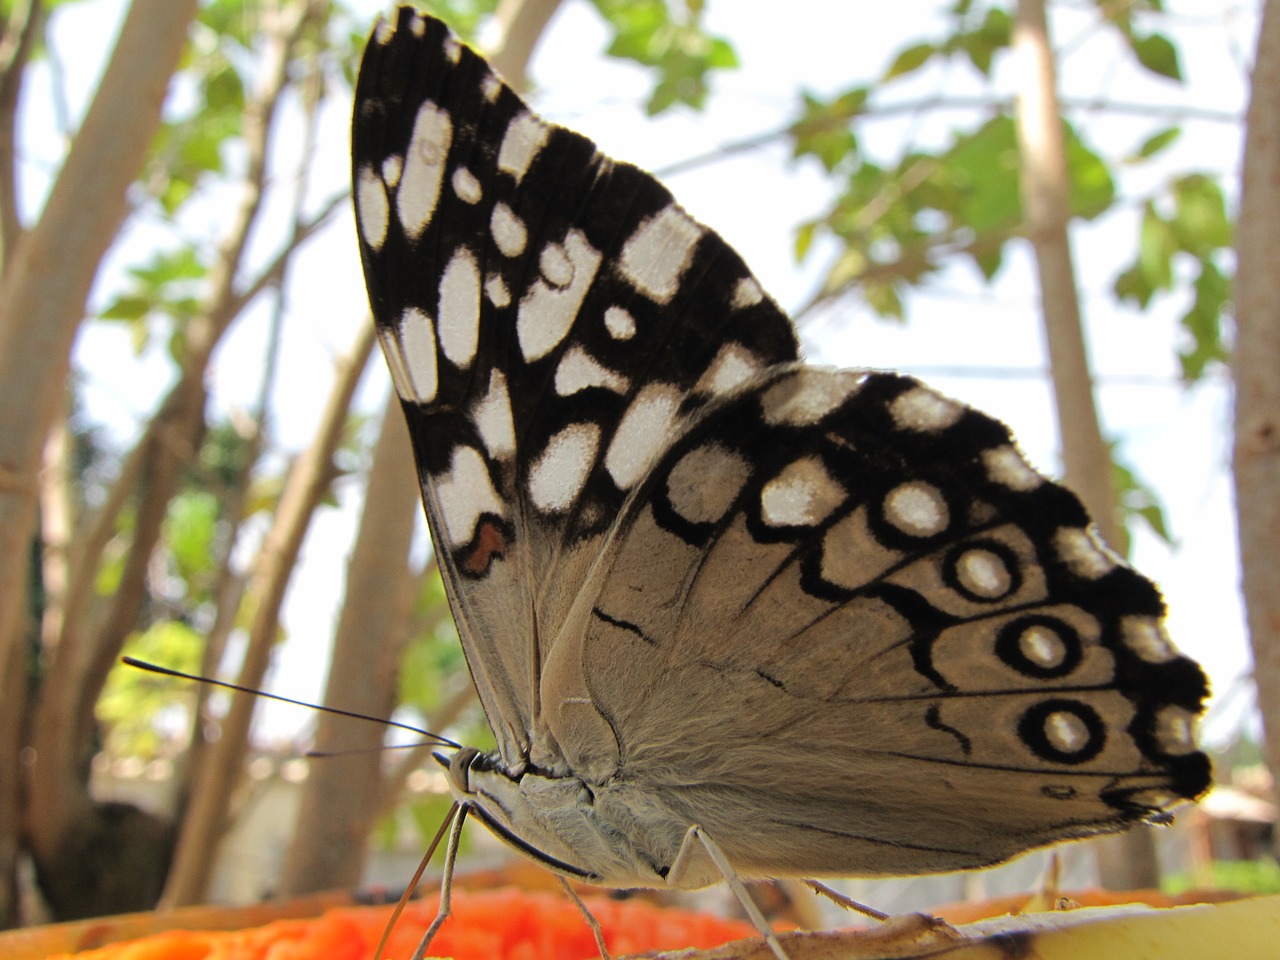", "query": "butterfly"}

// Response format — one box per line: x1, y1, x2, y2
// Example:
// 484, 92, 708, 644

351, 5, 1209, 949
